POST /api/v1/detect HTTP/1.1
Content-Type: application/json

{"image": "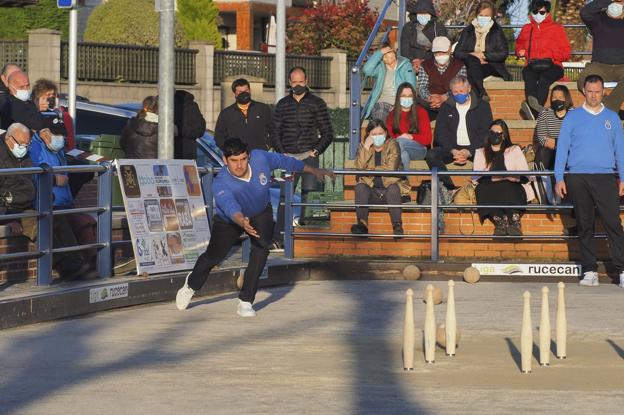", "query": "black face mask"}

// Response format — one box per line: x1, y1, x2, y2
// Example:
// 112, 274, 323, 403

292, 85, 308, 96
236, 92, 251, 105
551, 99, 566, 112
488, 131, 503, 146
